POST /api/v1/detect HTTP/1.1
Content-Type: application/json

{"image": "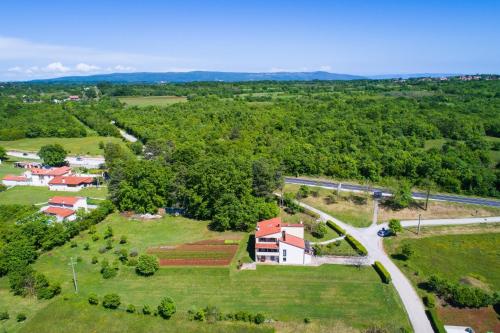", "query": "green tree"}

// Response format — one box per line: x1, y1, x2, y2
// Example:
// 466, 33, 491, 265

312, 223, 328, 239
38, 144, 67, 167
389, 180, 413, 209
388, 219, 403, 235
0, 146, 6, 161
135, 254, 159, 276
102, 293, 121, 309
401, 243, 414, 260
157, 297, 176, 319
